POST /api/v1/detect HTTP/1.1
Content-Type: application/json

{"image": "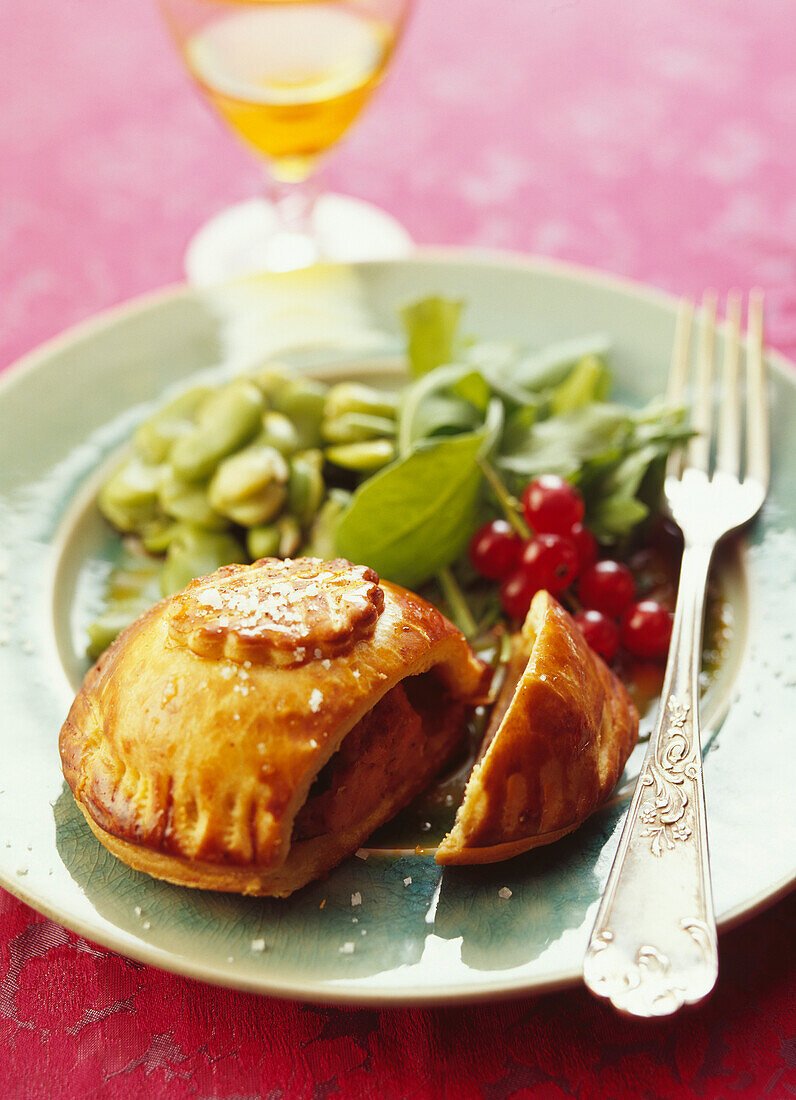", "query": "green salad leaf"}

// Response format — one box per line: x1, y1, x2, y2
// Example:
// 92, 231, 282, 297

334, 428, 489, 588
398, 364, 490, 457
401, 296, 464, 378
498, 404, 633, 480
91, 292, 692, 657
333, 295, 690, 586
